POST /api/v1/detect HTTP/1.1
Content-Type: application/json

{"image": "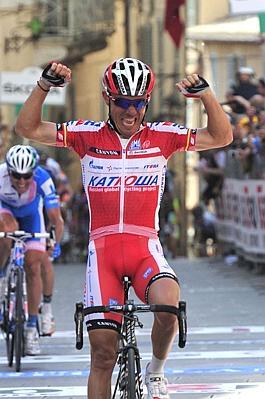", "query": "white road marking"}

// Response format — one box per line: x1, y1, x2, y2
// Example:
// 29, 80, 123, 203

55, 325, 265, 337
1, 325, 265, 341
2, 349, 265, 365
0, 383, 265, 397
